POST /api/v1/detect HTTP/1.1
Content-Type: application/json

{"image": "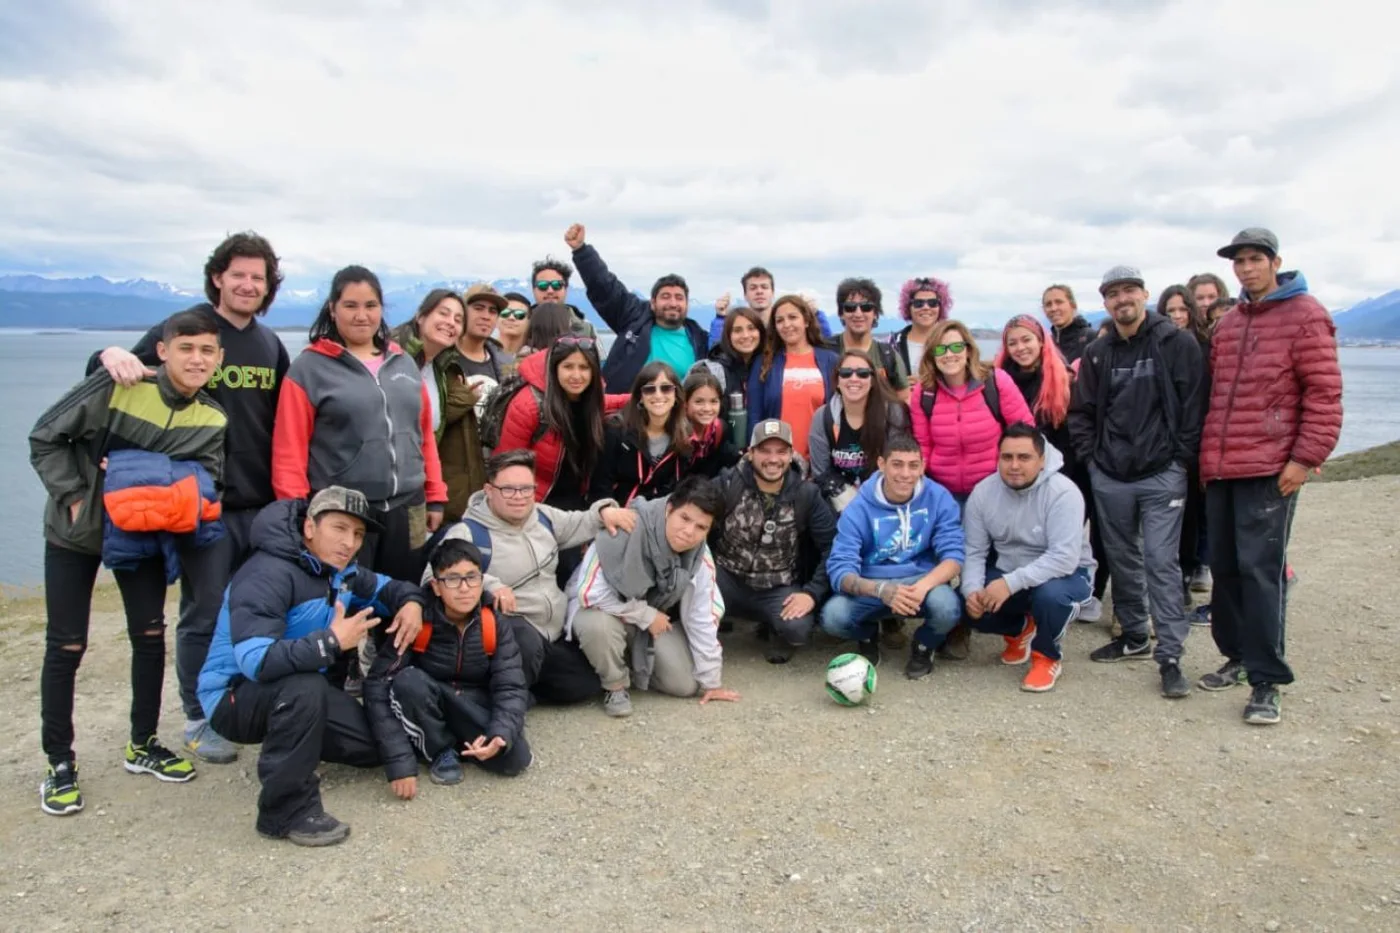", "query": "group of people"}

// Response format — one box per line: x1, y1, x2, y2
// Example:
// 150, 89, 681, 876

28, 223, 1342, 848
